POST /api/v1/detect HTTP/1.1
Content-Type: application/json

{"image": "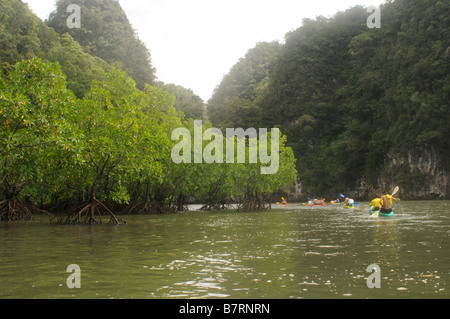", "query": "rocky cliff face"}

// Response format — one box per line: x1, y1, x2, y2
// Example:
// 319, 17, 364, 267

354, 147, 449, 200
382, 147, 449, 200
289, 147, 449, 201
